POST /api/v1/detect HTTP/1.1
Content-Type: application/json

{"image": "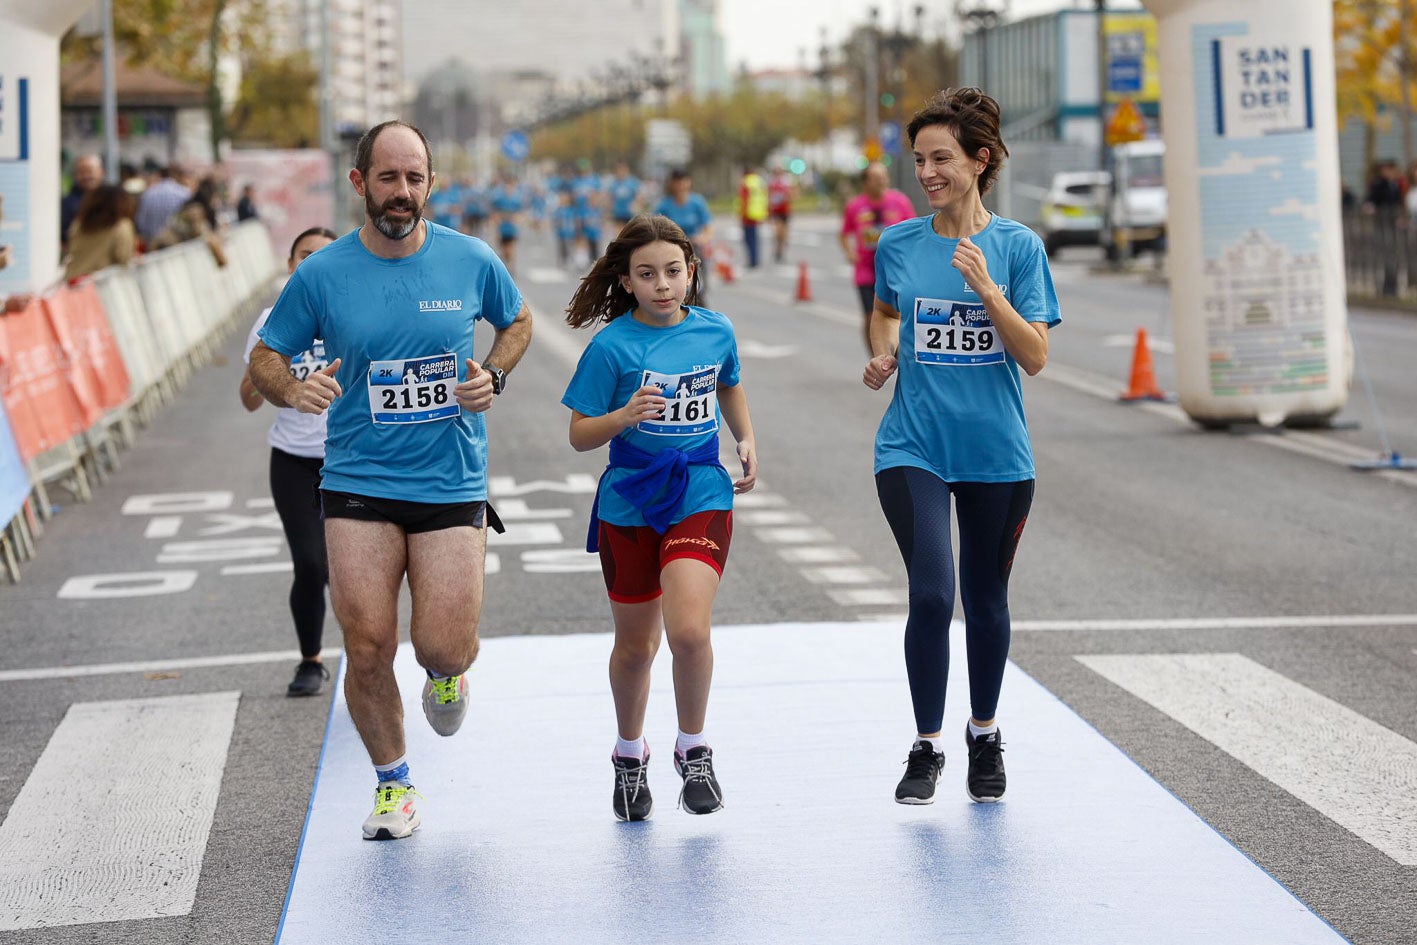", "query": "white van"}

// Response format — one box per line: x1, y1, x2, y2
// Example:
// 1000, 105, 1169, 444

1101, 139, 1166, 260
